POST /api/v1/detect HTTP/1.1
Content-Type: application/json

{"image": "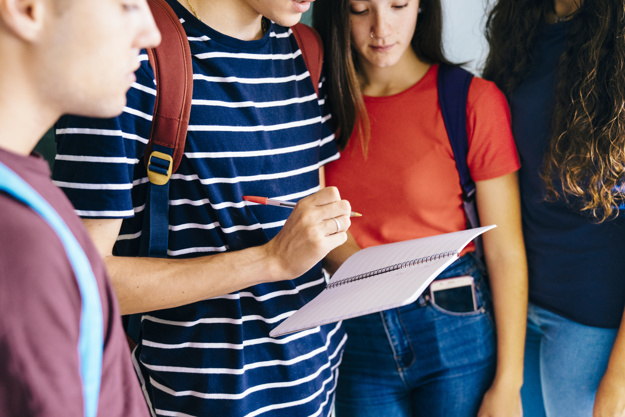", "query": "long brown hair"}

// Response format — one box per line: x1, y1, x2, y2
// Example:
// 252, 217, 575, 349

312, 0, 452, 151
483, 0, 625, 221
